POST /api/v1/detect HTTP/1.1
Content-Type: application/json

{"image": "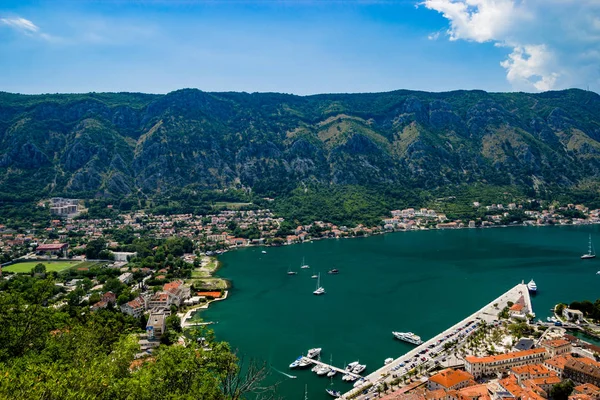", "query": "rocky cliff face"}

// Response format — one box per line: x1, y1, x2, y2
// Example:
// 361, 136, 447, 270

0, 88, 599, 198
